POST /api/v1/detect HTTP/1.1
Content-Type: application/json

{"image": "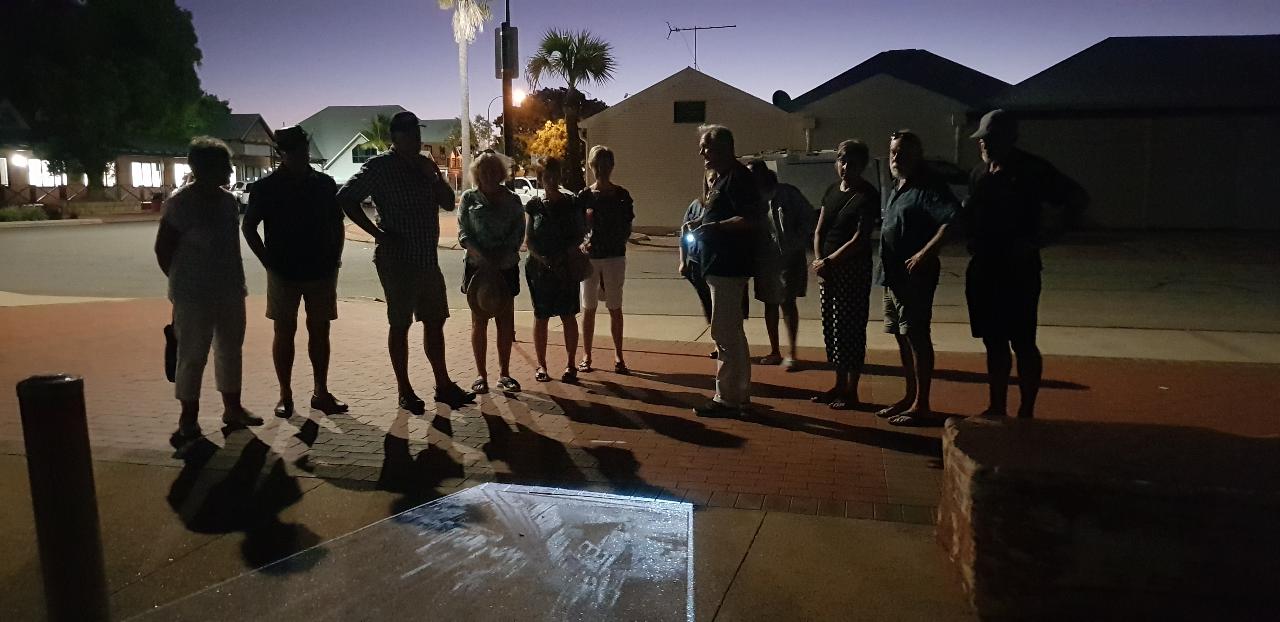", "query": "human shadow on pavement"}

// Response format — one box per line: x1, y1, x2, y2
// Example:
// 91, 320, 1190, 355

545, 392, 746, 449
862, 363, 1089, 391
737, 409, 944, 461
166, 431, 326, 573
636, 371, 820, 401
